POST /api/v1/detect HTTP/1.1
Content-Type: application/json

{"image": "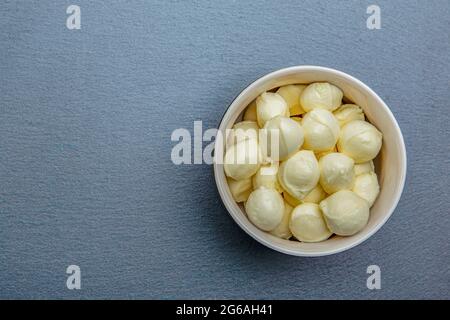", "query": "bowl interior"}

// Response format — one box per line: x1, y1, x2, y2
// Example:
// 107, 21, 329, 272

214, 66, 406, 256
